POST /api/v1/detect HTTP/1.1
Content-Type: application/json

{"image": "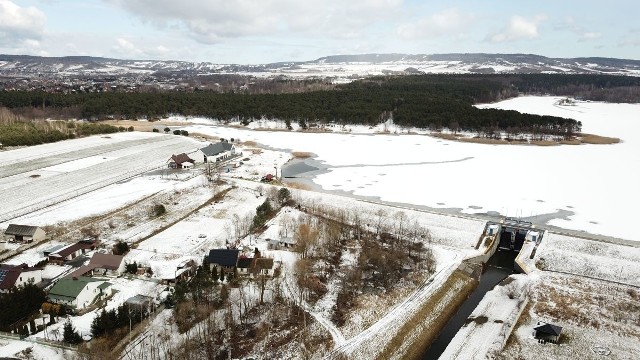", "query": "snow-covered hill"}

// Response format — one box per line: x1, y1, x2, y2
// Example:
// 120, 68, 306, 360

1, 53, 639, 81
